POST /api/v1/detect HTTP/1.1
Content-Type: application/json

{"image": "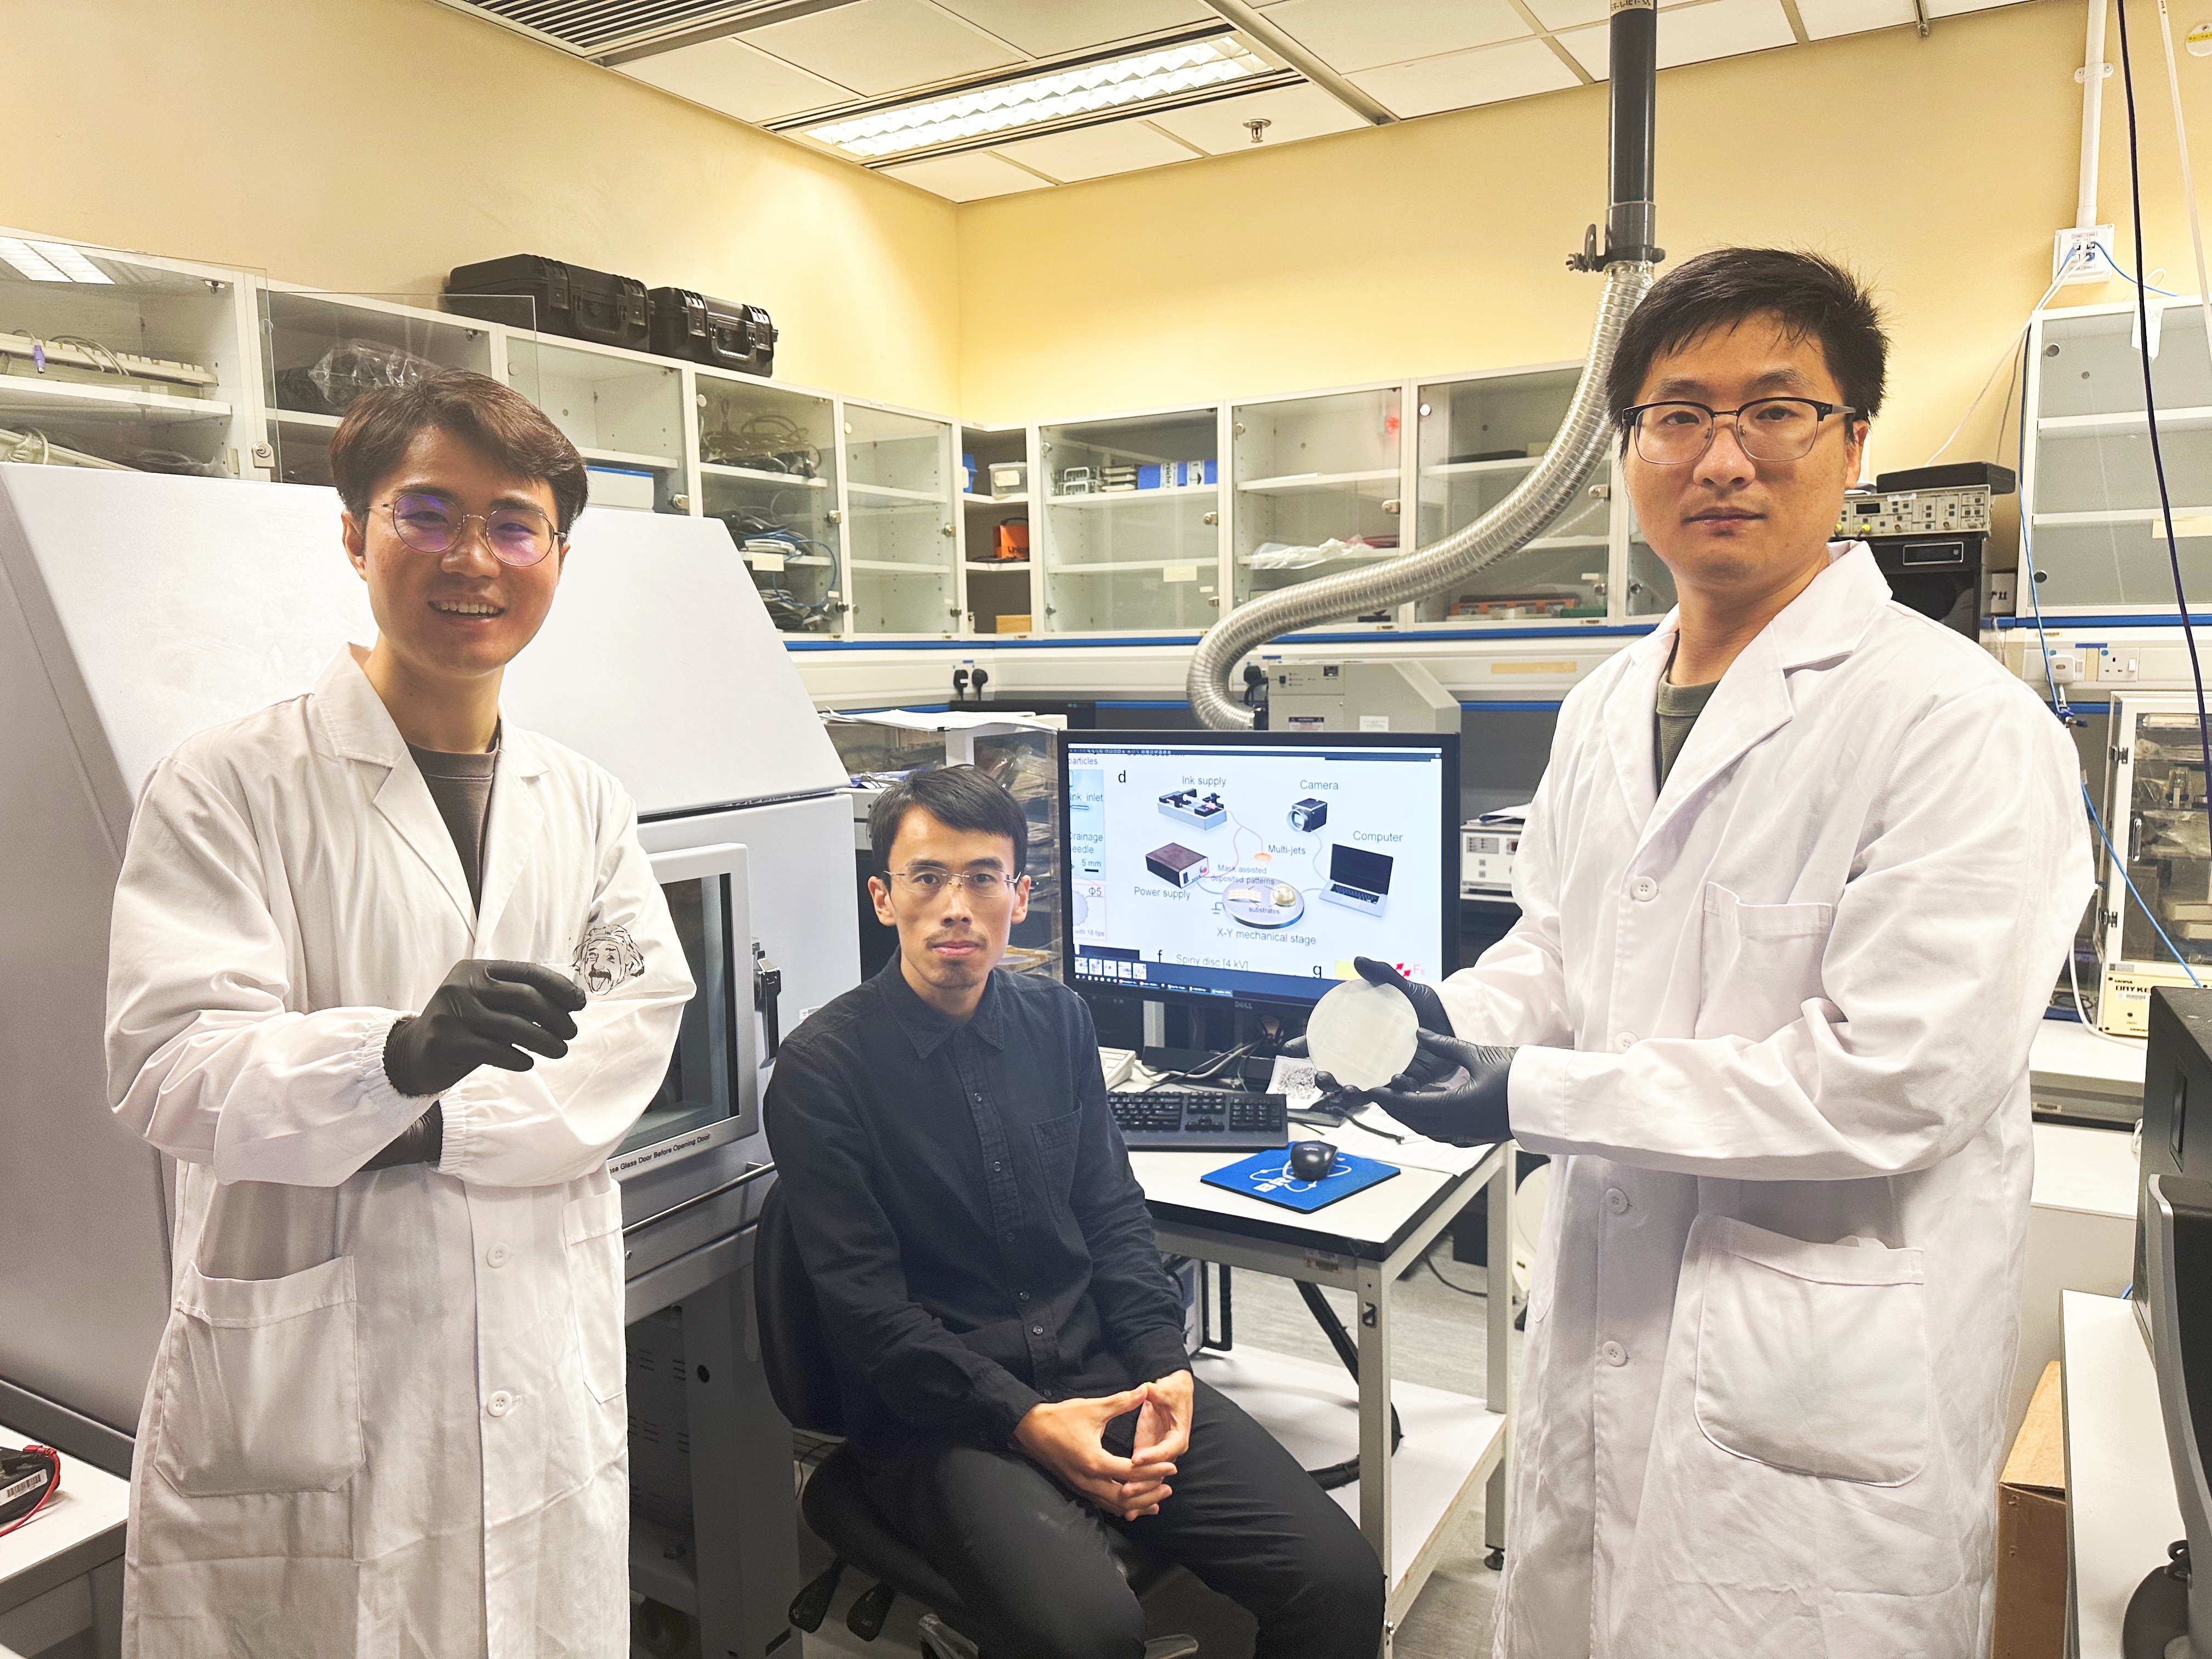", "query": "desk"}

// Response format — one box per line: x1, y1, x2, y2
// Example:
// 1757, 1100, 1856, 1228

1132, 1125, 1511, 1645
2062, 1291, 2183, 1659
0, 1427, 128, 1659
